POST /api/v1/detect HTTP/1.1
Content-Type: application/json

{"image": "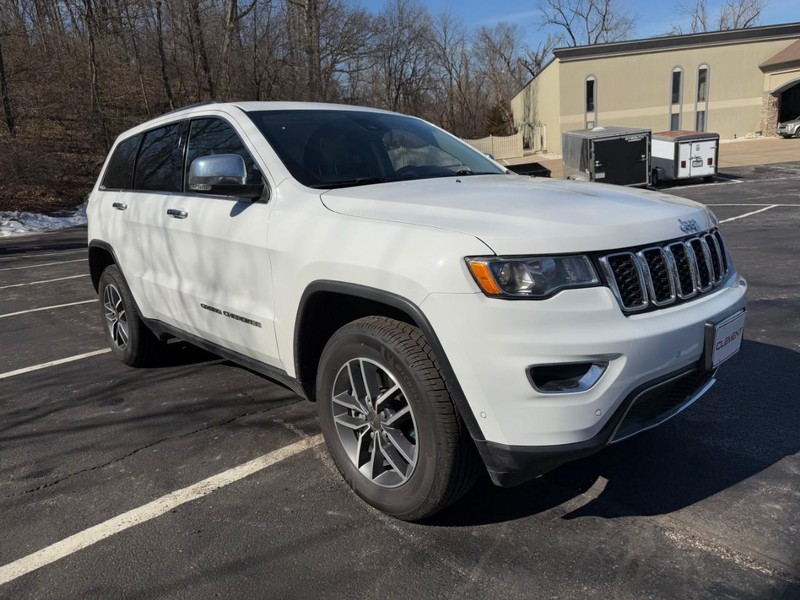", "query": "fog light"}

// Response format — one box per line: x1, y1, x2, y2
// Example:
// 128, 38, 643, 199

527, 362, 607, 393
